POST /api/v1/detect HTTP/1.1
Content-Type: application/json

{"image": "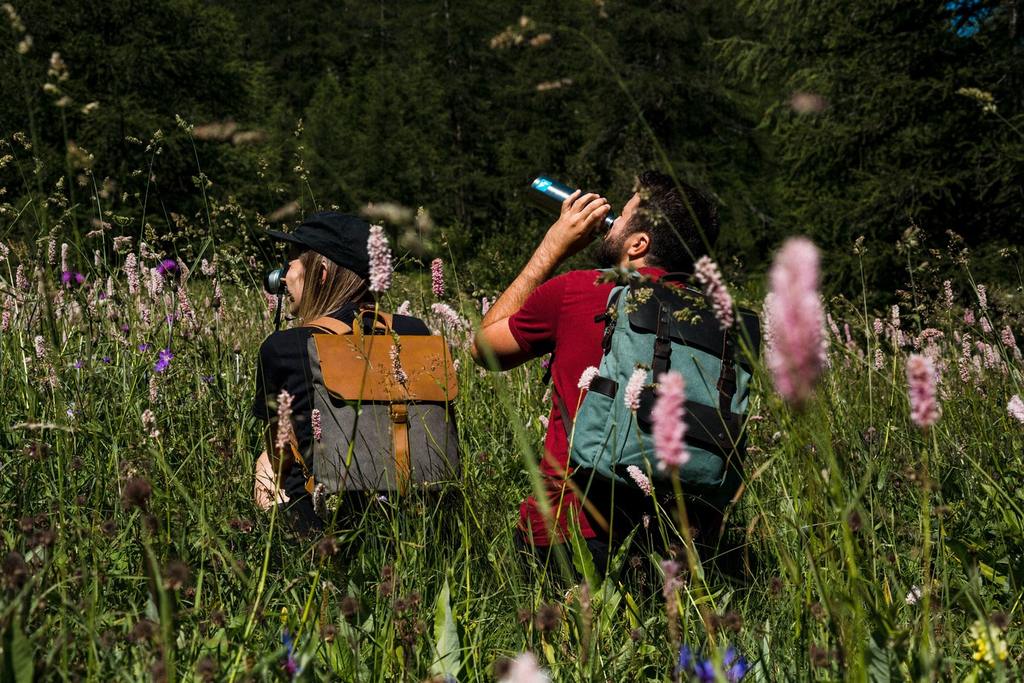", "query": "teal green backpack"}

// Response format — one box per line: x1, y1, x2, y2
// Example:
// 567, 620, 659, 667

556, 273, 760, 508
